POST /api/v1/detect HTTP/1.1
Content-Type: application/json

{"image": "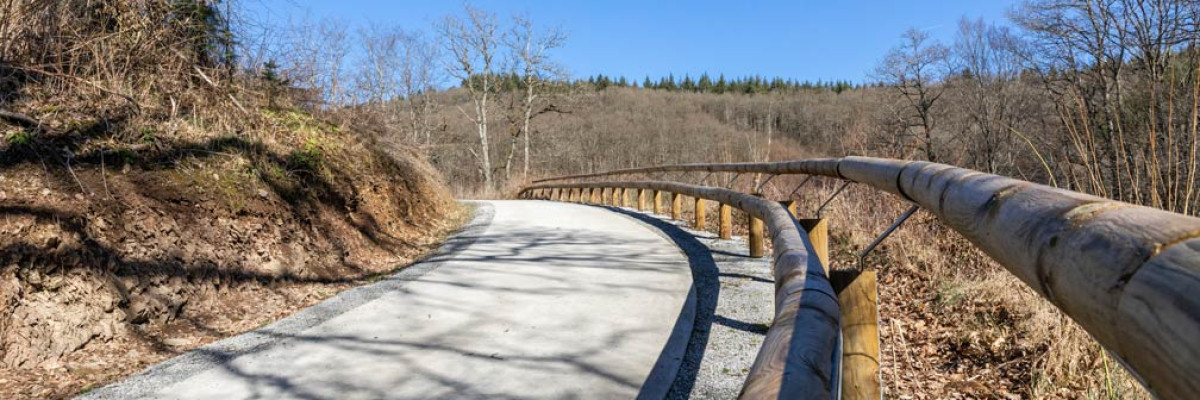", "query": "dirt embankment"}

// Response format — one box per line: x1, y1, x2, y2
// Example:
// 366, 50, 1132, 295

0, 111, 458, 399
